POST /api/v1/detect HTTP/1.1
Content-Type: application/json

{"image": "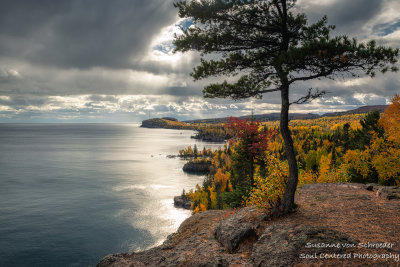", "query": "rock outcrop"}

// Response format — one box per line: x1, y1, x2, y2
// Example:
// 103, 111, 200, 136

97, 208, 357, 267
214, 207, 258, 253
363, 183, 400, 200
97, 183, 400, 267
376, 186, 400, 200
173, 196, 192, 210
182, 161, 211, 173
